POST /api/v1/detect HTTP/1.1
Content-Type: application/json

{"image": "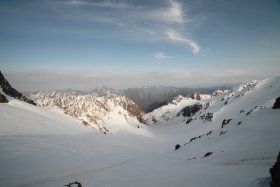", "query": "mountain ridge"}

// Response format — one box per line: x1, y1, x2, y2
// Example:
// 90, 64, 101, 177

0, 71, 36, 105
